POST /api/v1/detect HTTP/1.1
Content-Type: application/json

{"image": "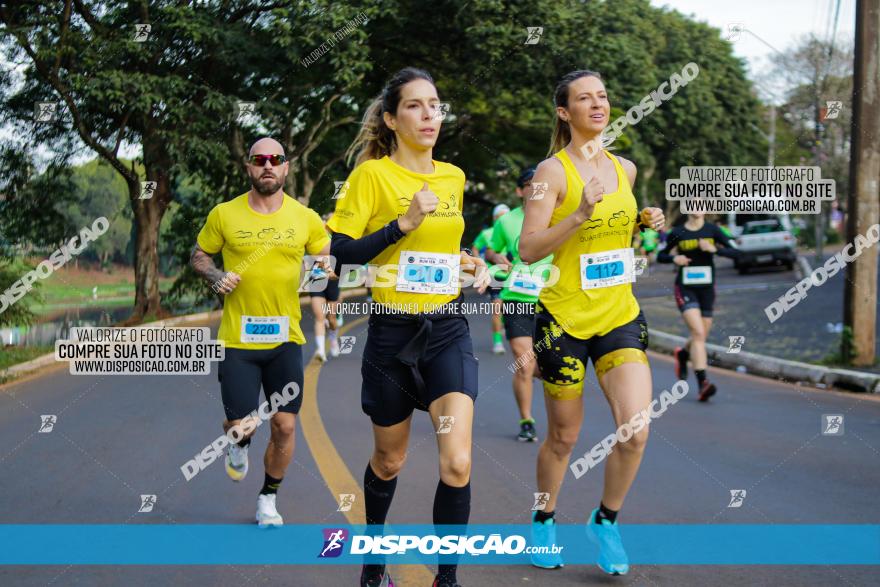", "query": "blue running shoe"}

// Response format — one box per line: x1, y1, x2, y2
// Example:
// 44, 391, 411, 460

530, 511, 564, 569
586, 508, 629, 575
